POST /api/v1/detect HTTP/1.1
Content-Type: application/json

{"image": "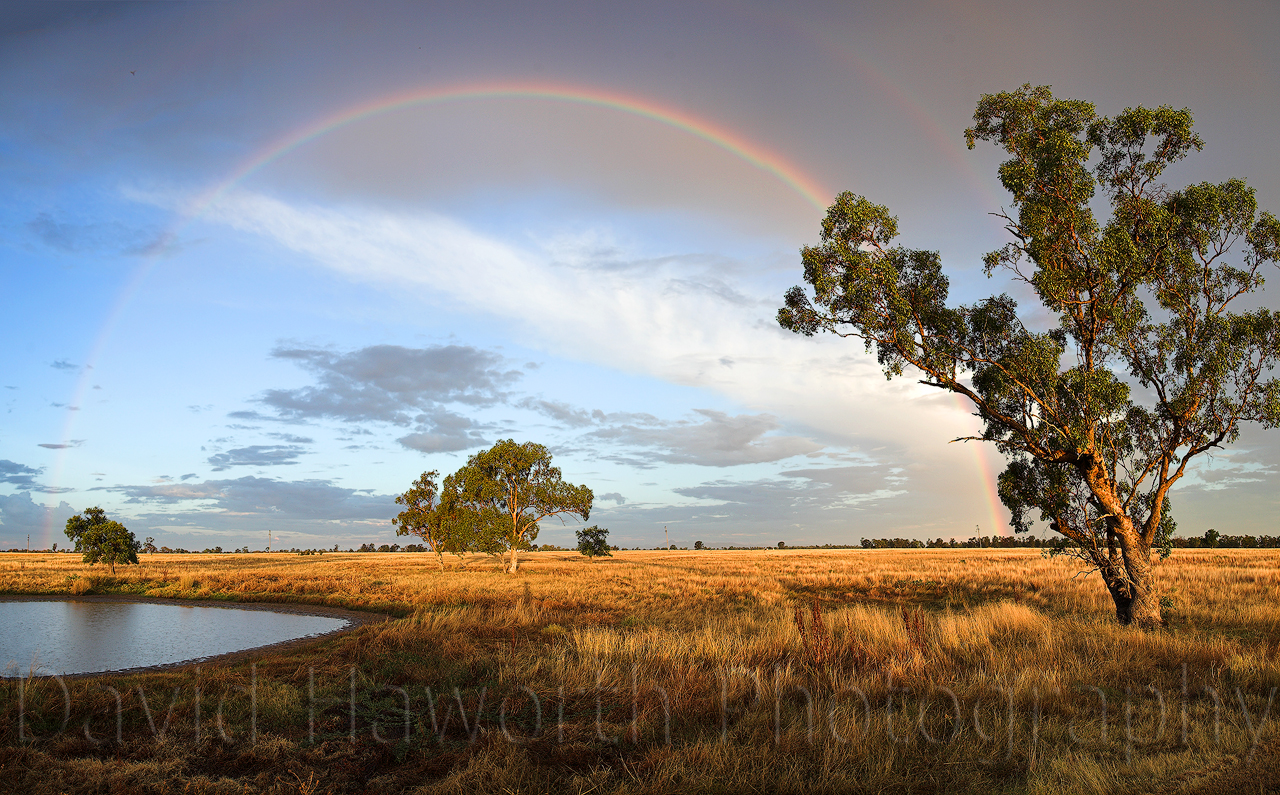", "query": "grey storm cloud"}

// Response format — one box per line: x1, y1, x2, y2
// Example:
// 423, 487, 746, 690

267, 432, 314, 444
516, 398, 597, 428
589, 409, 822, 467
396, 409, 488, 452
38, 440, 84, 450
0, 459, 43, 489
115, 476, 395, 521
516, 397, 821, 468
207, 445, 306, 471
258, 344, 521, 425
28, 213, 160, 256
0, 459, 76, 494
675, 465, 902, 507
597, 492, 627, 505
237, 344, 516, 455
576, 465, 910, 543
0, 492, 77, 542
